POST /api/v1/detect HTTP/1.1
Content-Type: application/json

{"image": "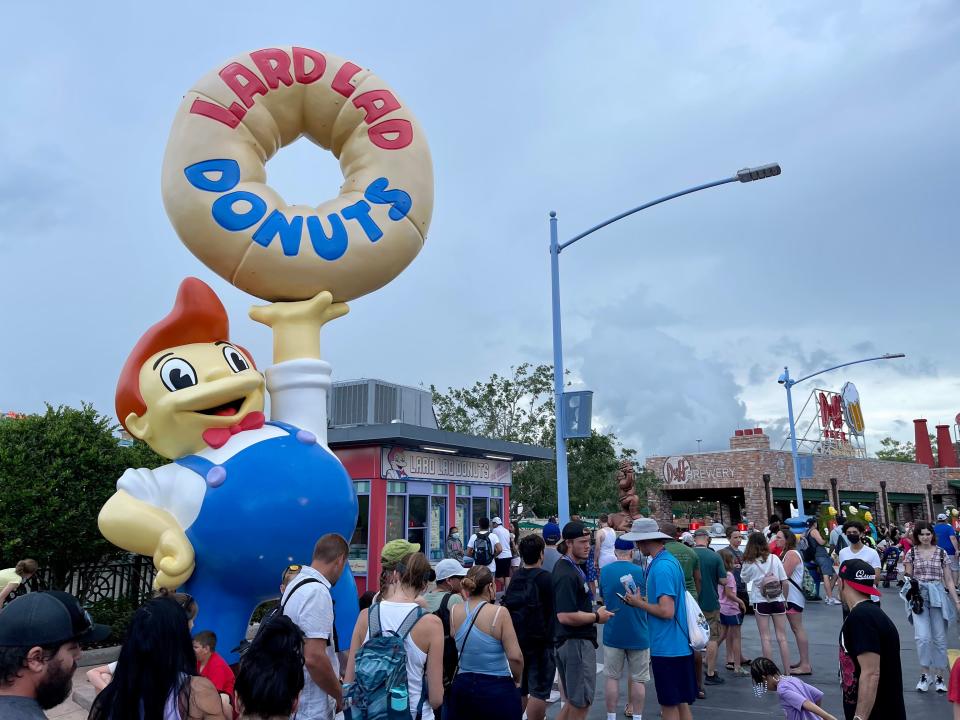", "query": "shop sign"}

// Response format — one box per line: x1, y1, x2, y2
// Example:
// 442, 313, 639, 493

661, 456, 735, 485
818, 382, 865, 438
381, 447, 511, 485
